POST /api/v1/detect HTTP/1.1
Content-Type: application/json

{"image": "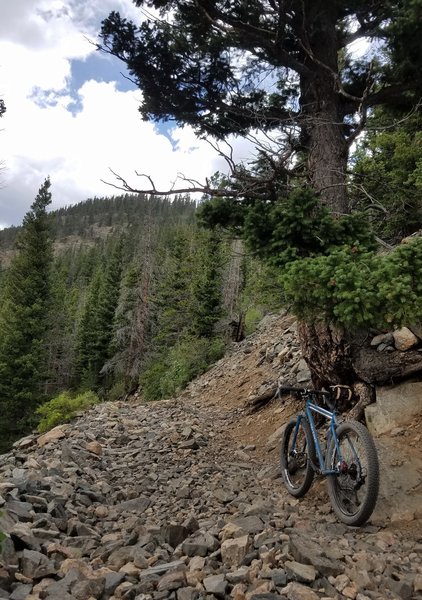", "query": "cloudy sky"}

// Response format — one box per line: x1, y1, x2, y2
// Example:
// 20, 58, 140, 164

0, 0, 247, 229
